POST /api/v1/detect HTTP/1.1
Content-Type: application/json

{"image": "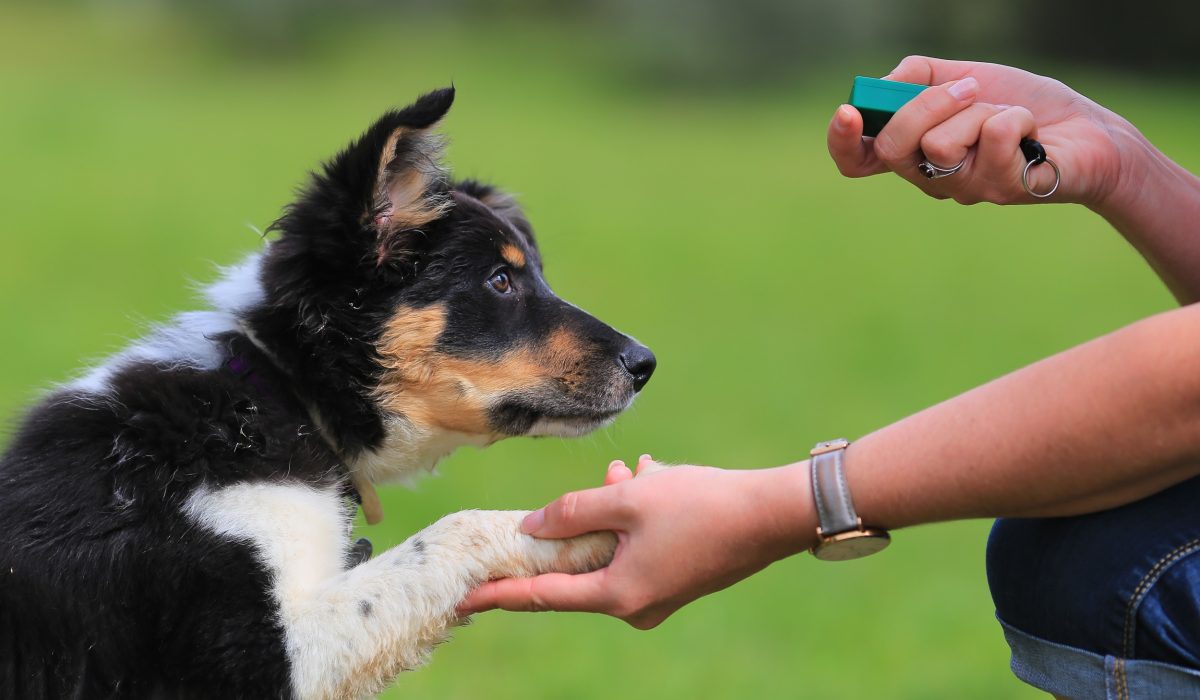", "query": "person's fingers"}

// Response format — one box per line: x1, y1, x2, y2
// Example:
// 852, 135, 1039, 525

973, 105, 1044, 201
918, 102, 1006, 169
827, 104, 887, 178
457, 581, 503, 615
873, 77, 979, 174
604, 460, 634, 486
635, 454, 669, 475
456, 571, 612, 615
884, 55, 975, 86
521, 484, 630, 538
